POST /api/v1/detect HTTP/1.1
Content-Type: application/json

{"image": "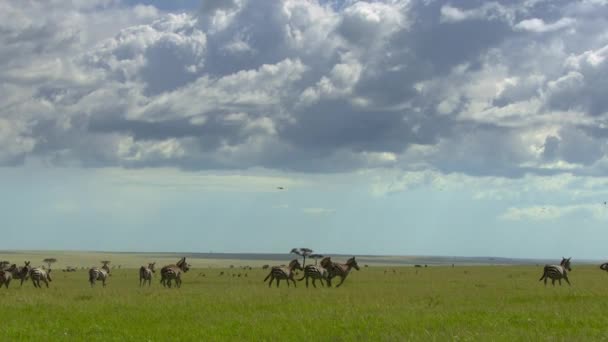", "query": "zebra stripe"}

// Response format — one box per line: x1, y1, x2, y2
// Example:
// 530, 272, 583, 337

30, 267, 52, 288
139, 262, 156, 287
89, 263, 111, 287
263, 259, 302, 288
160, 257, 190, 288
298, 265, 329, 288
539, 257, 572, 286
321, 256, 360, 288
